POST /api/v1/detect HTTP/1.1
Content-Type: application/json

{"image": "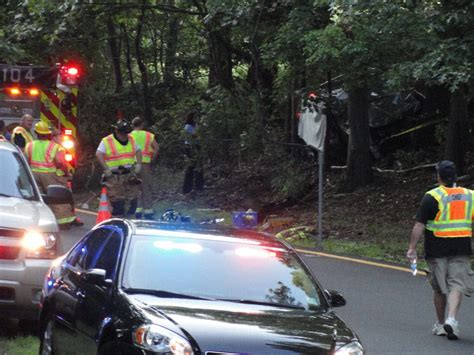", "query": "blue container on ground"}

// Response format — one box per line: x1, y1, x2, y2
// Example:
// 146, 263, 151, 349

232, 211, 258, 229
